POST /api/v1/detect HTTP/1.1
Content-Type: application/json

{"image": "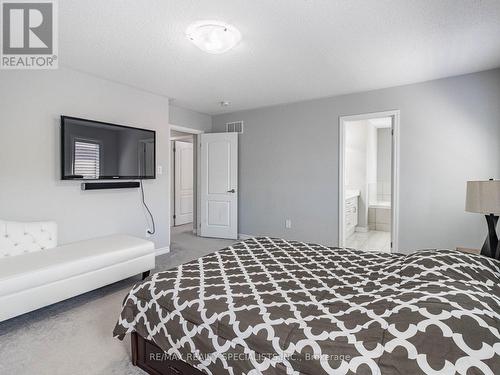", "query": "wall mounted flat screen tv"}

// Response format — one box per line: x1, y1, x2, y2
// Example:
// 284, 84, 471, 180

61, 116, 155, 180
